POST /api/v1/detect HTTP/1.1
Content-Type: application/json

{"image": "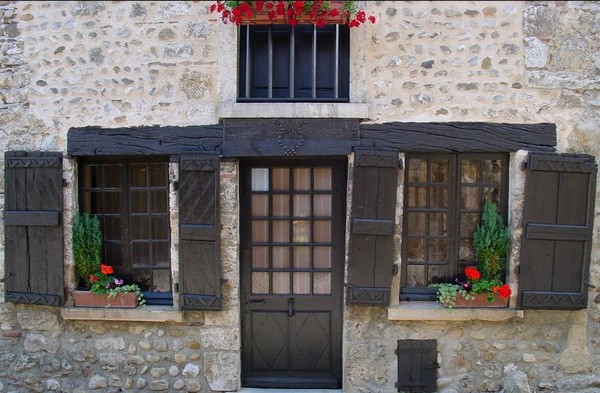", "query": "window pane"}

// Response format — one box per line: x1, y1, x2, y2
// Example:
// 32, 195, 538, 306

272, 195, 289, 217
252, 220, 269, 242
314, 168, 332, 190
293, 220, 311, 242
429, 213, 447, 236
252, 272, 269, 294
483, 159, 502, 184
130, 164, 148, 187
103, 216, 121, 241
252, 194, 269, 216
460, 212, 479, 237
131, 191, 148, 213
103, 164, 121, 188
293, 272, 311, 294
314, 246, 331, 268
459, 238, 475, 263
428, 264, 449, 283
313, 272, 331, 294
150, 269, 171, 292
408, 186, 427, 208
461, 160, 480, 183
272, 168, 289, 190
407, 238, 425, 261
407, 212, 426, 235
293, 194, 311, 217
272, 246, 290, 268
406, 265, 425, 287
252, 168, 269, 191
408, 159, 427, 182
131, 216, 149, 239
428, 239, 448, 262
293, 168, 311, 190
86, 165, 102, 188
314, 195, 331, 217
431, 160, 449, 182
252, 246, 269, 268
150, 190, 168, 213
132, 242, 150, 266
152, 242, 170, 267
314, 220, 331, 242
273, 220, 290, 242
430, 186, 448, 208
293, 246, 311, 268
149, 163, 168, 187
103, 192, 121, 214
273, 272, 290, 294
461, 187, 480, 209
483, 186, 501, 205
